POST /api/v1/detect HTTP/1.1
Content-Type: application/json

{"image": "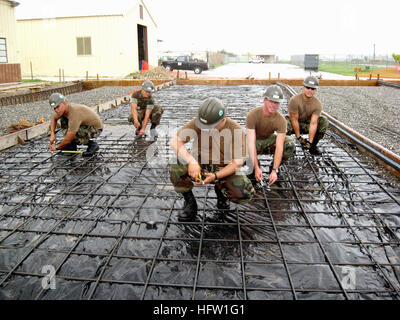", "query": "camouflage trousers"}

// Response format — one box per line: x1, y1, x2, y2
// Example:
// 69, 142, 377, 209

256, 134, 296, 161
168, 162, 255, 204
128, 104, 164, 127
60, 117, 102, 145
286, 115, 329, 143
